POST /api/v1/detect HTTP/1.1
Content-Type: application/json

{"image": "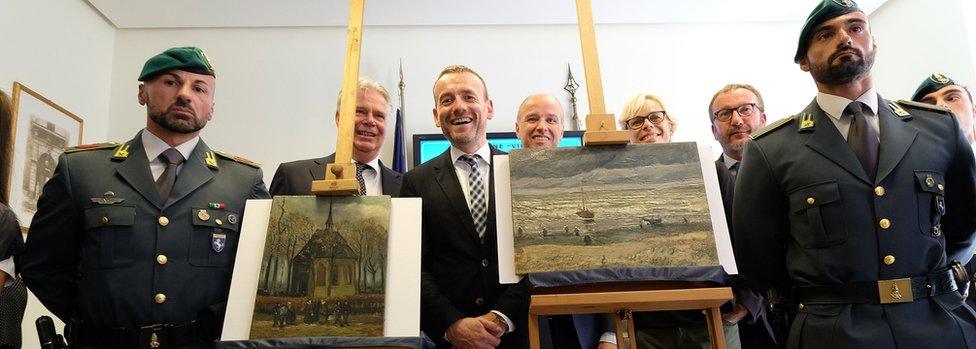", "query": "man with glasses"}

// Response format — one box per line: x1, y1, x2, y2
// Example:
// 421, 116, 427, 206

707, 84, 780, 348
733, 0, 976, 347
709, 84, 768, 183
